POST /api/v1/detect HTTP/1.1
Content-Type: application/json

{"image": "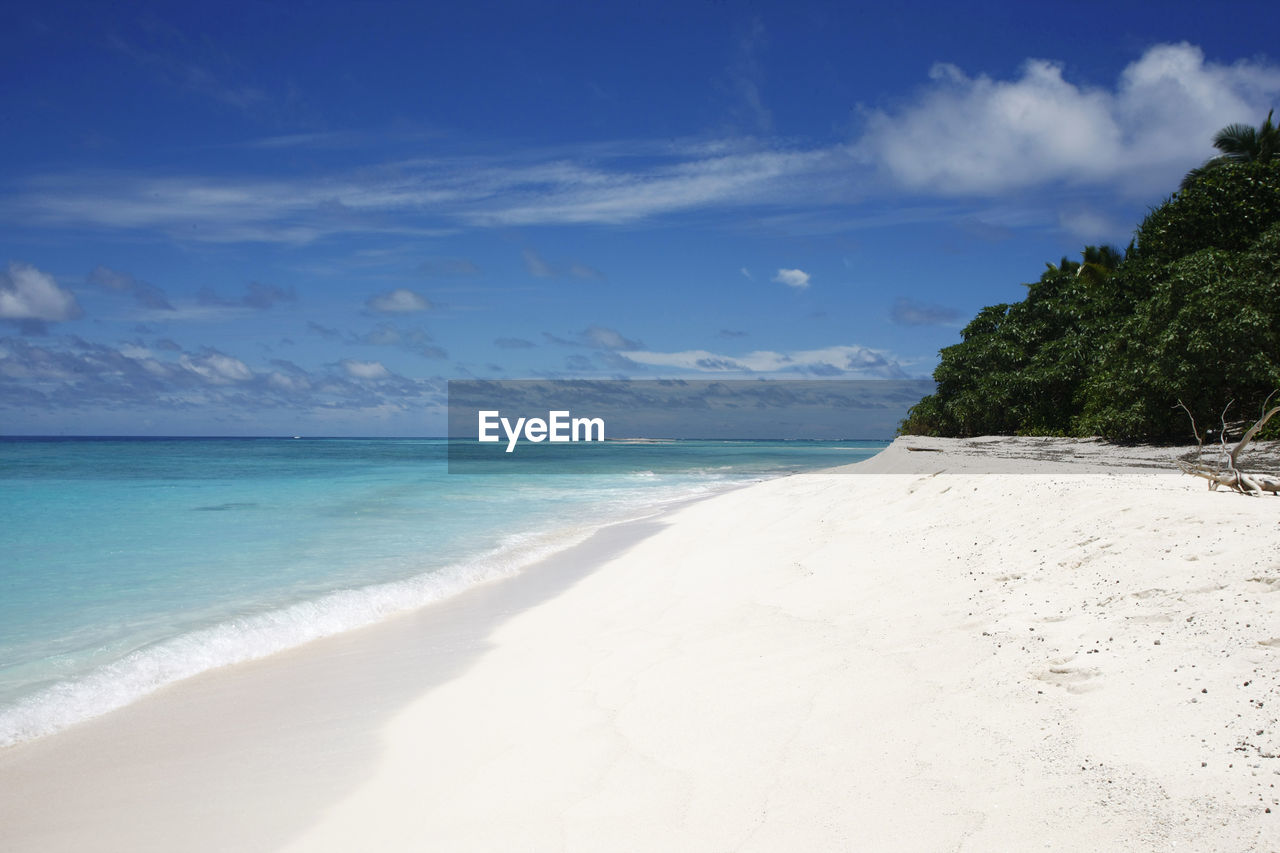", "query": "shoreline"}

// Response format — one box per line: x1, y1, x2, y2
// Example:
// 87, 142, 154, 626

0, 456, 789, 749
0, 504, 691, 852
3, 437, 1280, 850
